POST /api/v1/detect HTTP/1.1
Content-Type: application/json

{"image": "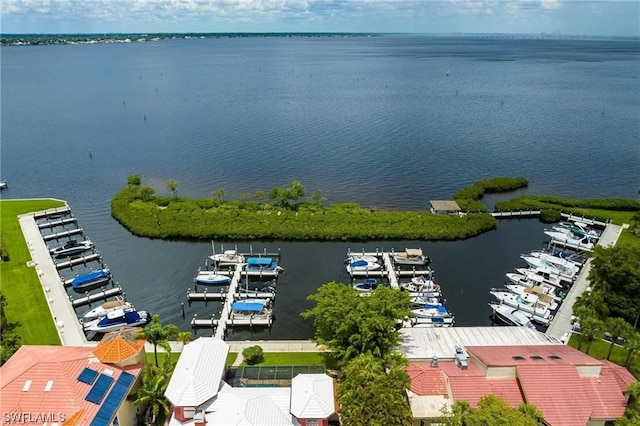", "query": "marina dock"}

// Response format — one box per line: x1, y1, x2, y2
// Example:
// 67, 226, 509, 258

42, 228, 84, 241
69, 286, 124, 308
54, 253, 101, 270
37, 217, 77, 229
545, 222, 623, 340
